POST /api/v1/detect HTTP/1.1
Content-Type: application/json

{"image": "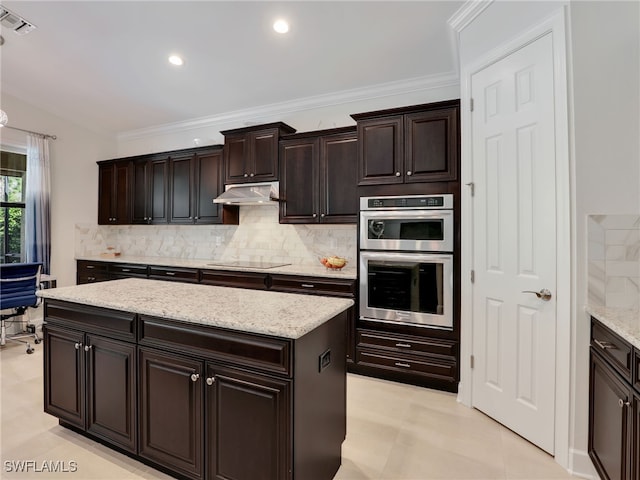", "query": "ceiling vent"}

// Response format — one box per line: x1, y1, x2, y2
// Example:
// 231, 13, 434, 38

0, 5, 36, 35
